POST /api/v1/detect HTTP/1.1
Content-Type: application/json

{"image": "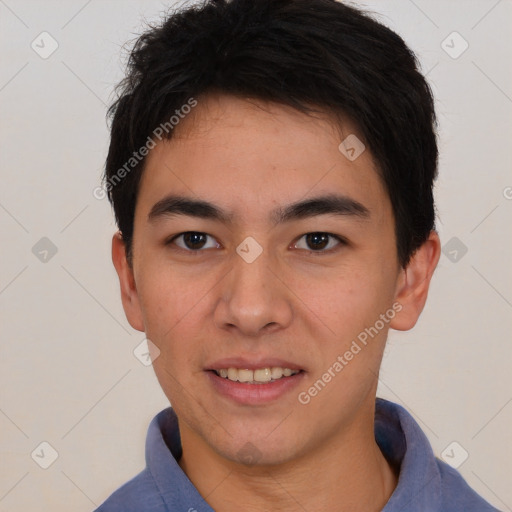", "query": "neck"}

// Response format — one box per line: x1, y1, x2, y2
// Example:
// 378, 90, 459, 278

178, 402, 398, 512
